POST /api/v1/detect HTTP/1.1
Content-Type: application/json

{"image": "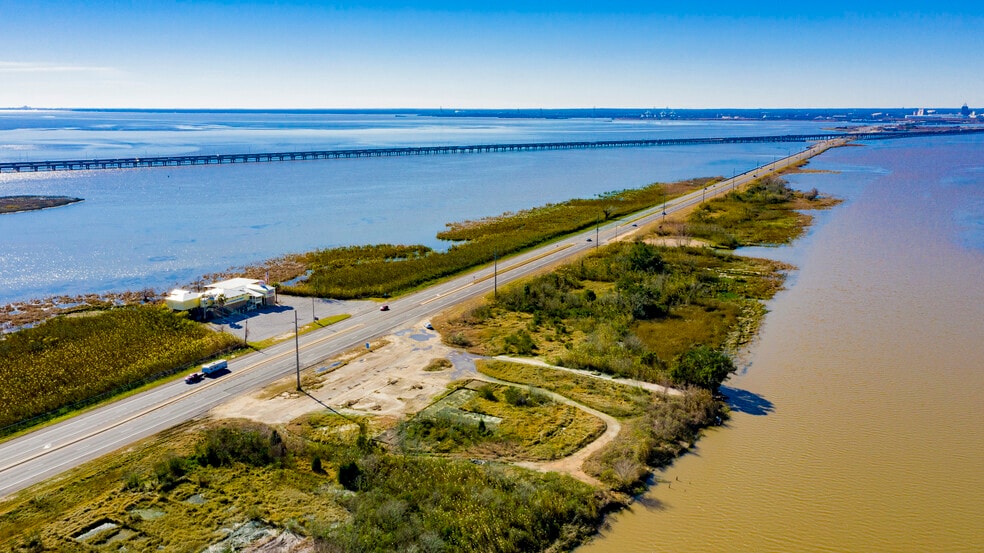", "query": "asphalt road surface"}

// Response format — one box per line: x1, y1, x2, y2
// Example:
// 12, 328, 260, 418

0, 140, 843, 499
